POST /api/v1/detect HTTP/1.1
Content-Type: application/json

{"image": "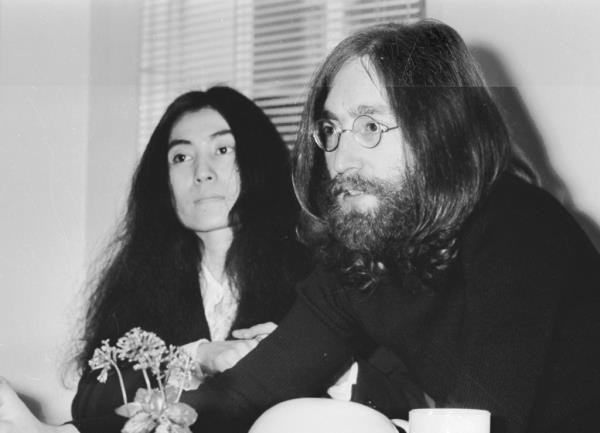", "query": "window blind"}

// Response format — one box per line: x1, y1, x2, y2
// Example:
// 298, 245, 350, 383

138, 0, 425, 149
